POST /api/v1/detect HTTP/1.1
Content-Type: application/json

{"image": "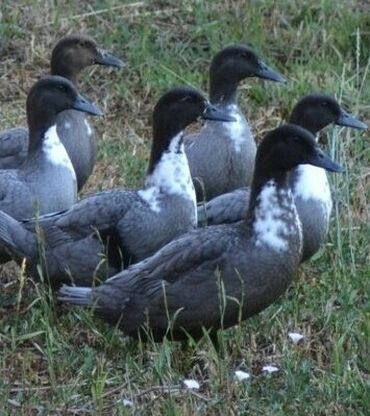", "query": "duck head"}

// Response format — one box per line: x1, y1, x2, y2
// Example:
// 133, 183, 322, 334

253, 124, 343, 186
148, 86, 234, 173
209, 44, 286, 104
153, 86, 235, 137
289, 94, 368, 135
27, 75, 102, 143
50, 35, 124, 83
